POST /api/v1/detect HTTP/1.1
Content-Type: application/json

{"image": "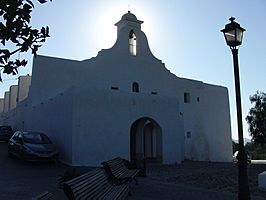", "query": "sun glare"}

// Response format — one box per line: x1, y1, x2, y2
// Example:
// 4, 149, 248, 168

92, 3, 154, 51
94, 6, 124, 50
